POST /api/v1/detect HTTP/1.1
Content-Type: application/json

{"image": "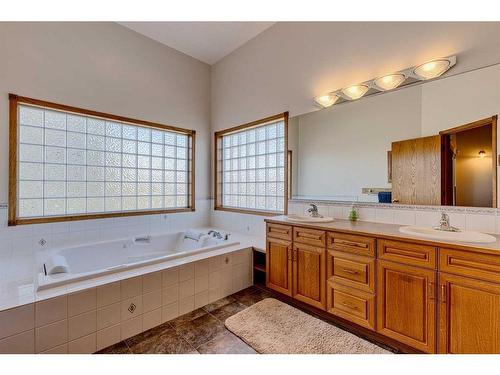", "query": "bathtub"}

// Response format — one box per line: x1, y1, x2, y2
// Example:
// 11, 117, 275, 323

37, 230, 239, 291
